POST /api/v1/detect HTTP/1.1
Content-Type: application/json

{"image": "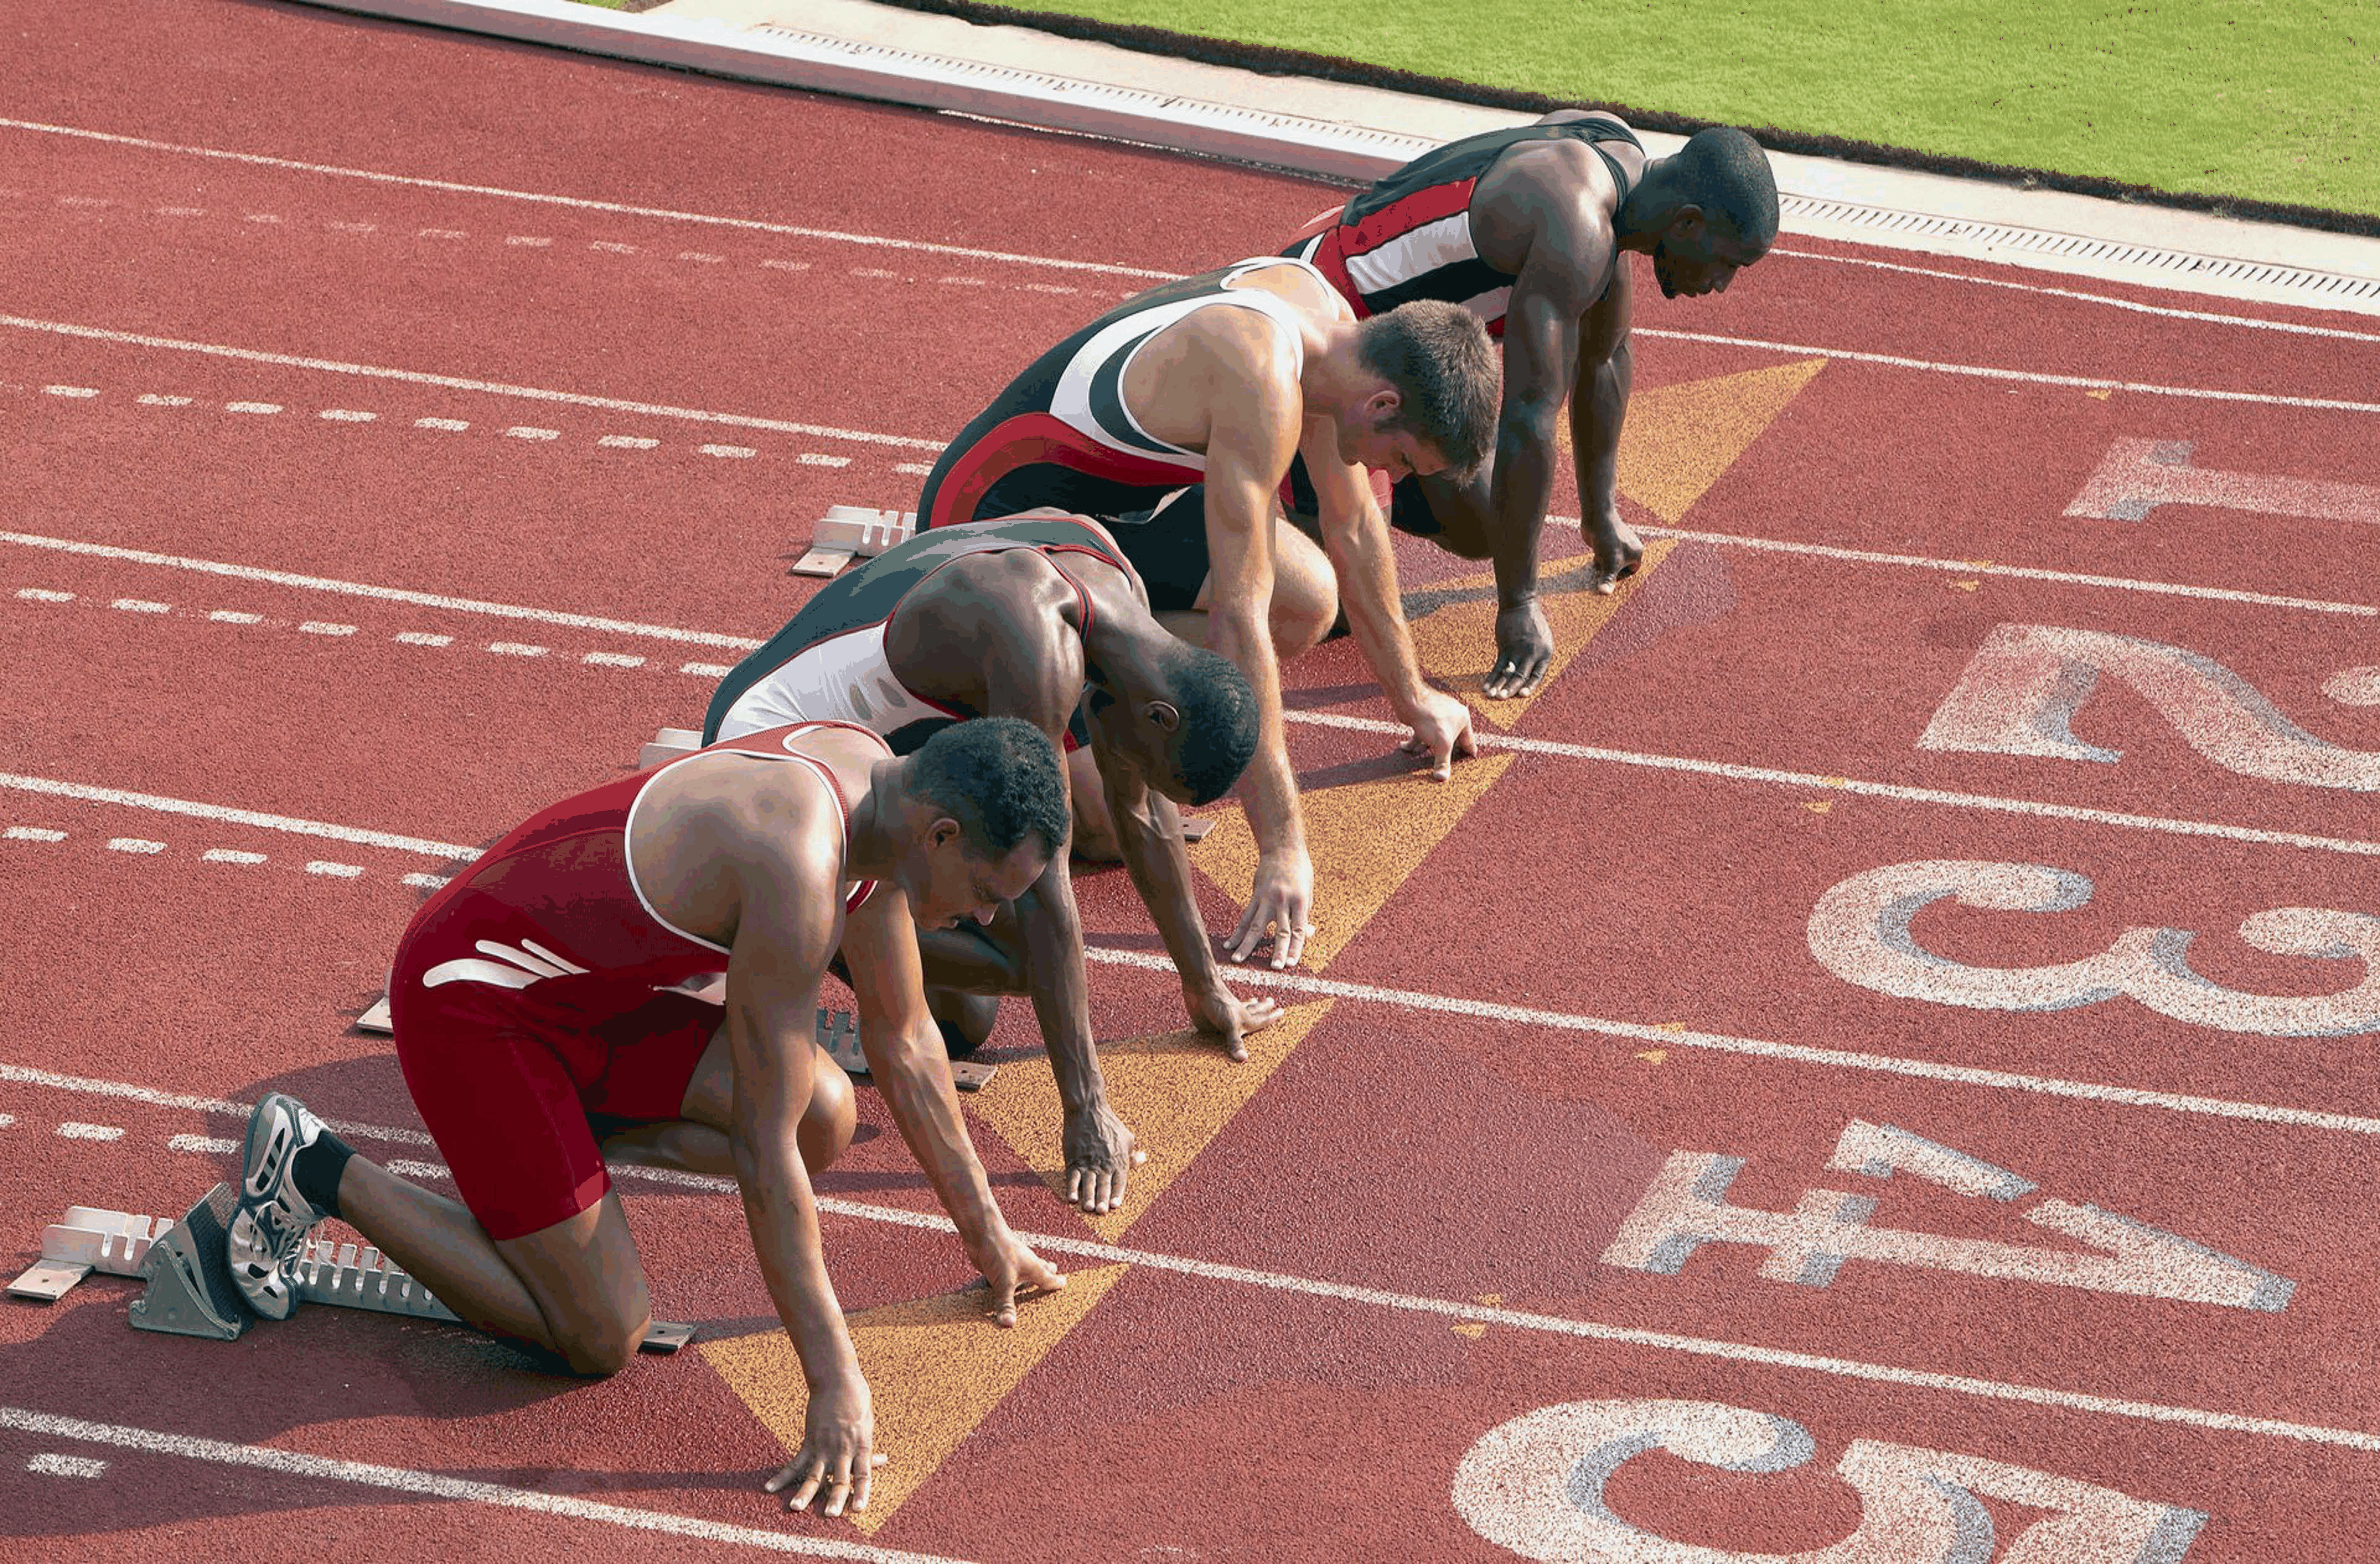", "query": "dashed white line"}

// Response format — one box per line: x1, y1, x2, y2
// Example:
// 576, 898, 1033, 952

759, 258, 811, 272
317, 408, 376, 423
305, 861, 365, 879
487, 642, 548, 657
678, 250, 724, 264
504, 426, 560, 441
5, 827, 66, 843
208, 610, 262, 624
325, 220, 374, 234
168, 1134, 238, 1155
201, 848, 266, 865
242, 212, 280, 224
41, 385, 98, 398
797, 453, 851, 467
938, 276, 986, 287
597, 434, 658, 449
298, 621, 357, 636
55, 195, 110, 208
590, 240, 636, 254
893, 462, 934, 475
418, 227, 467, 240
583, 651, 645, 668
505, 235, 553, 248
680, 661, 733, 678
401, 872, 453, 890
26, 1453, 109, 1480
393, 631, 453, 647
851, 267, 900, 279
105, 838, 165, 855
17, 588, 73, 603
112, 598, 168, 614
699, 443, 756, 458
55, 1122, 125, 1142
1020, 283, 1077, 295
415, 417, 468, 431
223, 401, 282, 414
387, 1159, 451, 1181
0, 774, 475, 859
153, 206, 206, 219
135, 393, 192, 406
